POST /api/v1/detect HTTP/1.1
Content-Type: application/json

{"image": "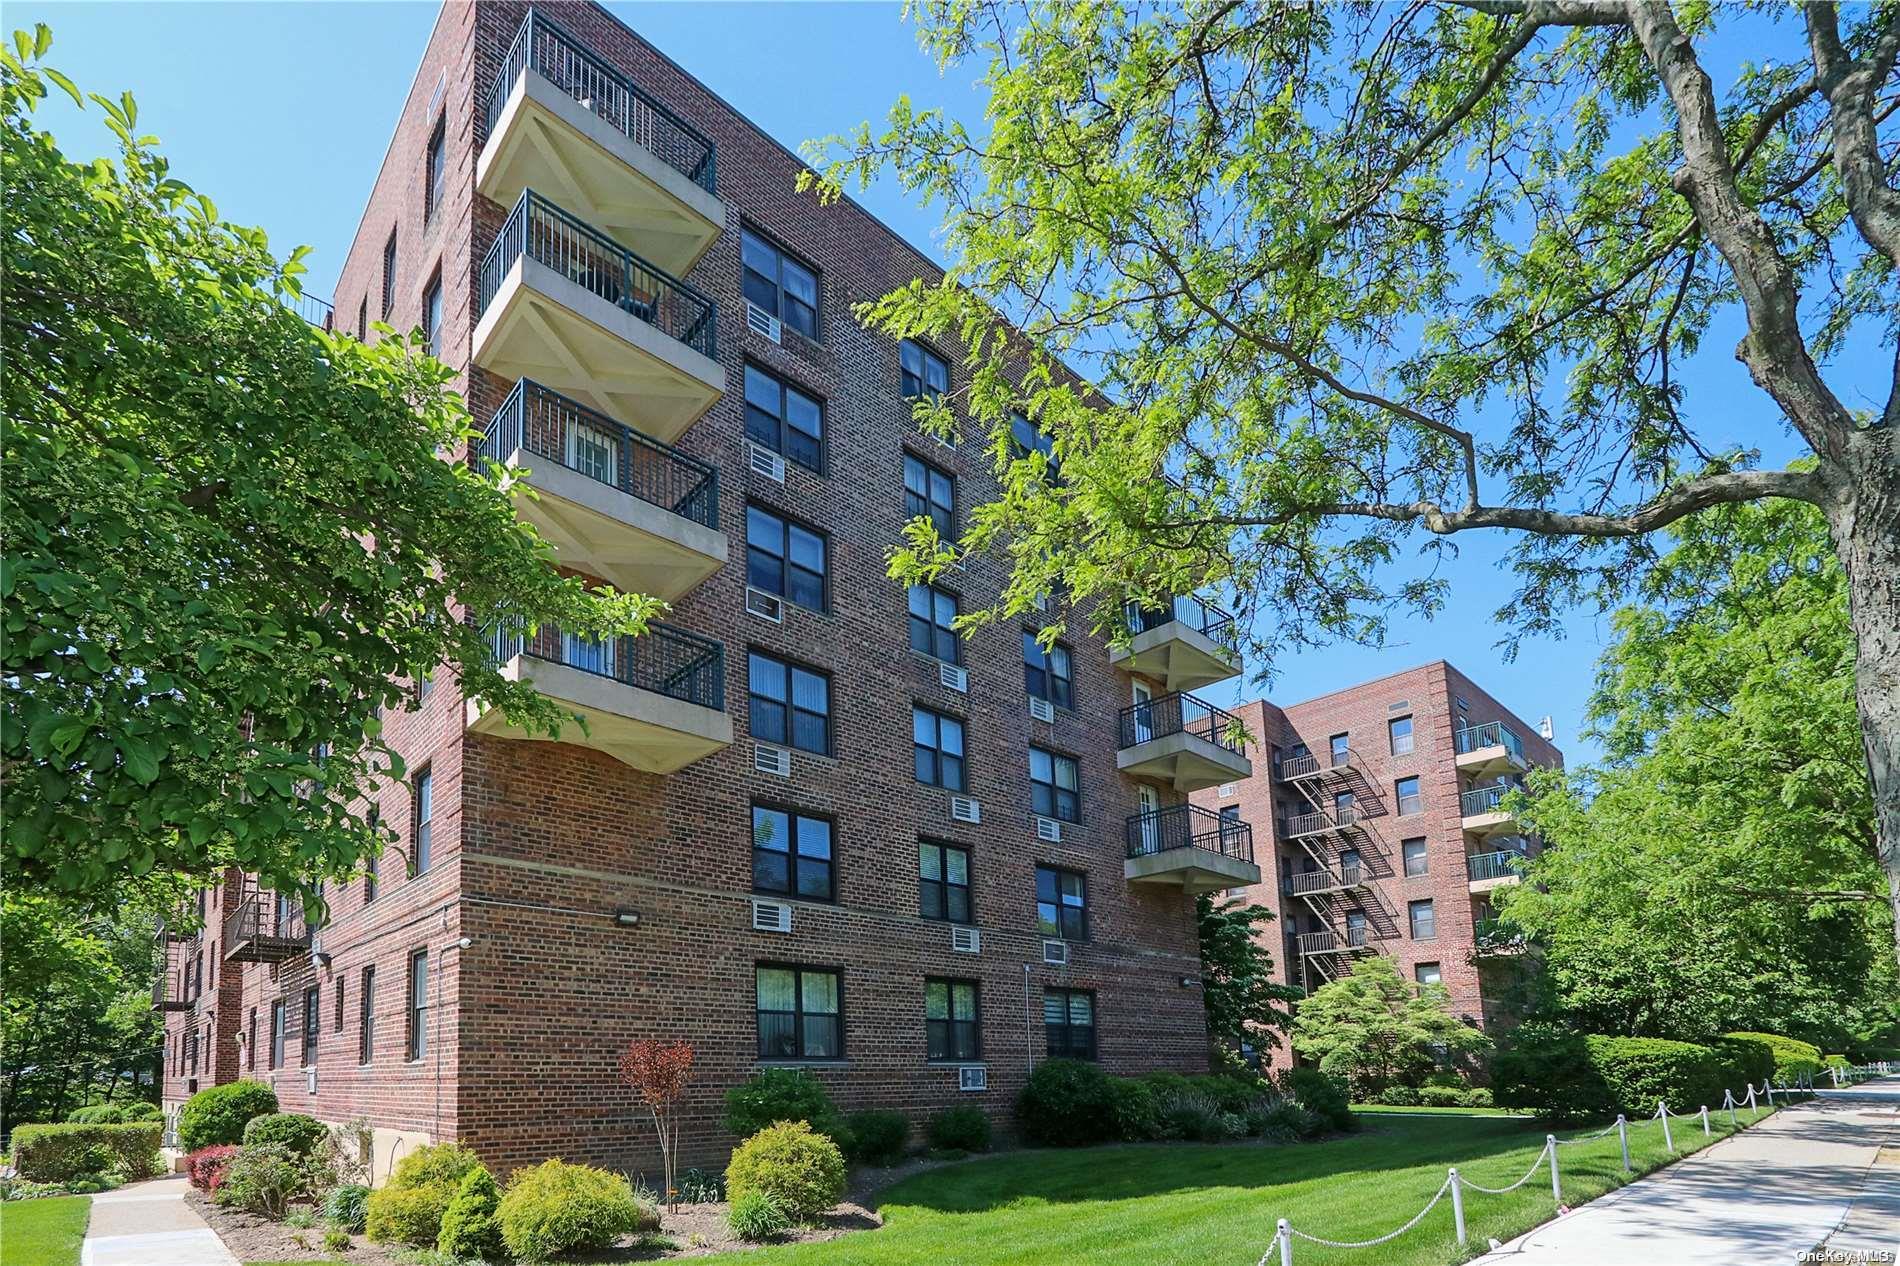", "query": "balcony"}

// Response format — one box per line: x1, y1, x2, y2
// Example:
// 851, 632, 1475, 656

1473, 917, 1529, 956
482, 380, 725, 601
1275, 746, 1357, 782
1285, 865, 1366, 899
1466, 847, 1527, 892
475, 191, 723, 443
1460, 782, 1522, 835
1116, 692, 1251, 791
1455, 720, 1529, 779
223, 890, 309, 964
1109, 596, 1242, 692
480, 9, 724, 276
1282, 804, 1360, 840
1124, 803, 1261, 892
1297, 927, 1371, 957
468, 620, 729, 773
